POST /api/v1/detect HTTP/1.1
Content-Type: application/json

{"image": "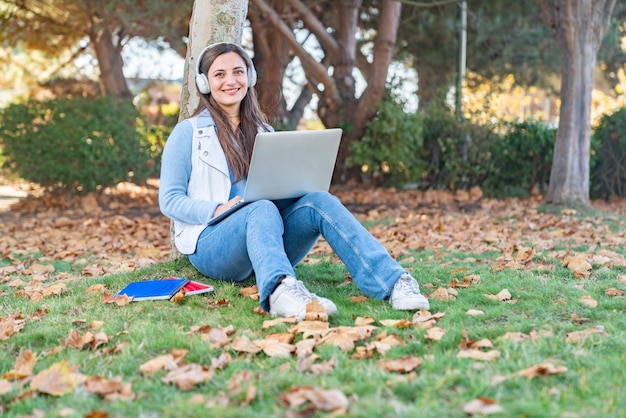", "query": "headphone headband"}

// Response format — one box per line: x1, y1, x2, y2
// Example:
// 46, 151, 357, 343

195, 42, 257, 95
